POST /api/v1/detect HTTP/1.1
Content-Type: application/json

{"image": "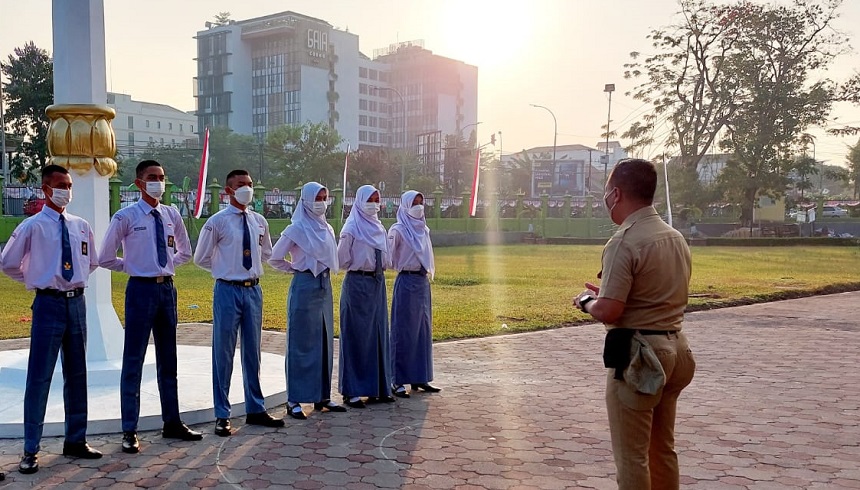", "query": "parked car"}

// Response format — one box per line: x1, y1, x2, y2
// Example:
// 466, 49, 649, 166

822, 206, 848, 218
